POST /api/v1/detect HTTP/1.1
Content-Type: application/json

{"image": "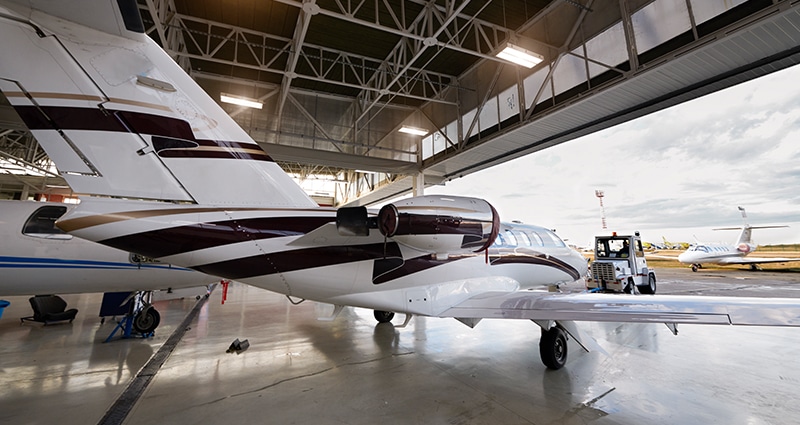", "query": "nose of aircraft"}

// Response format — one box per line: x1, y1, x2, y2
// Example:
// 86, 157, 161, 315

571, 250, 589, 276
